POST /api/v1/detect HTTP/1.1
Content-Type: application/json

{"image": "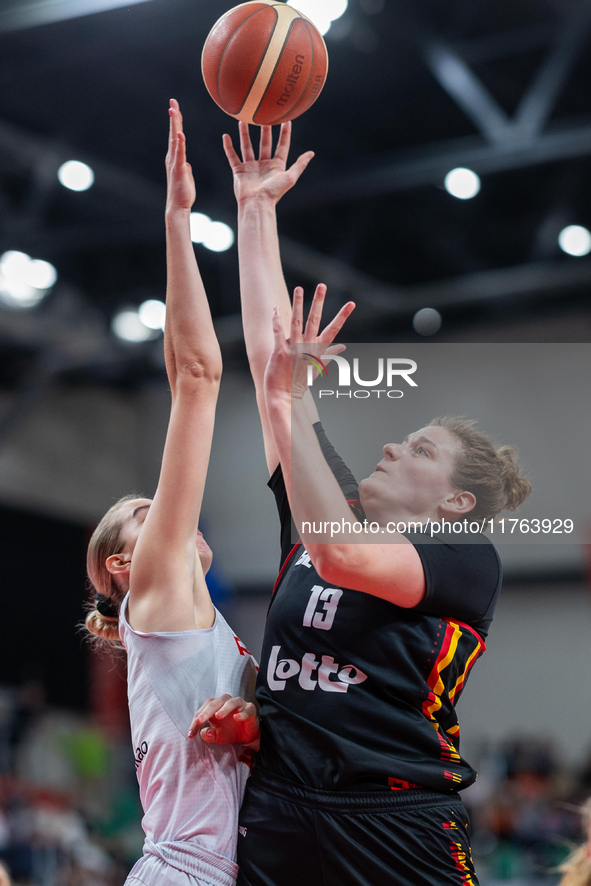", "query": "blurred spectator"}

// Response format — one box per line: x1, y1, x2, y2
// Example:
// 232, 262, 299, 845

0, 691, 590, 885
464, 737, 582, 883
0, 860, 11, 886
